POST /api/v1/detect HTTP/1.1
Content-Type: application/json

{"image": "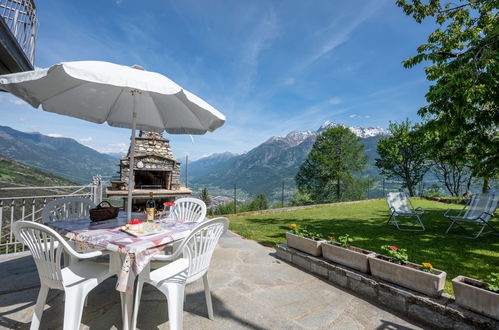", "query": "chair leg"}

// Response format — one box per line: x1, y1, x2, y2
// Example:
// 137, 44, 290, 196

131, 280, 145, 330
30, 284, 49, 330
202, 273, 214, 320
159, 282, 185, 330
62, 288, 86, 330
445, 220, 457, 233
